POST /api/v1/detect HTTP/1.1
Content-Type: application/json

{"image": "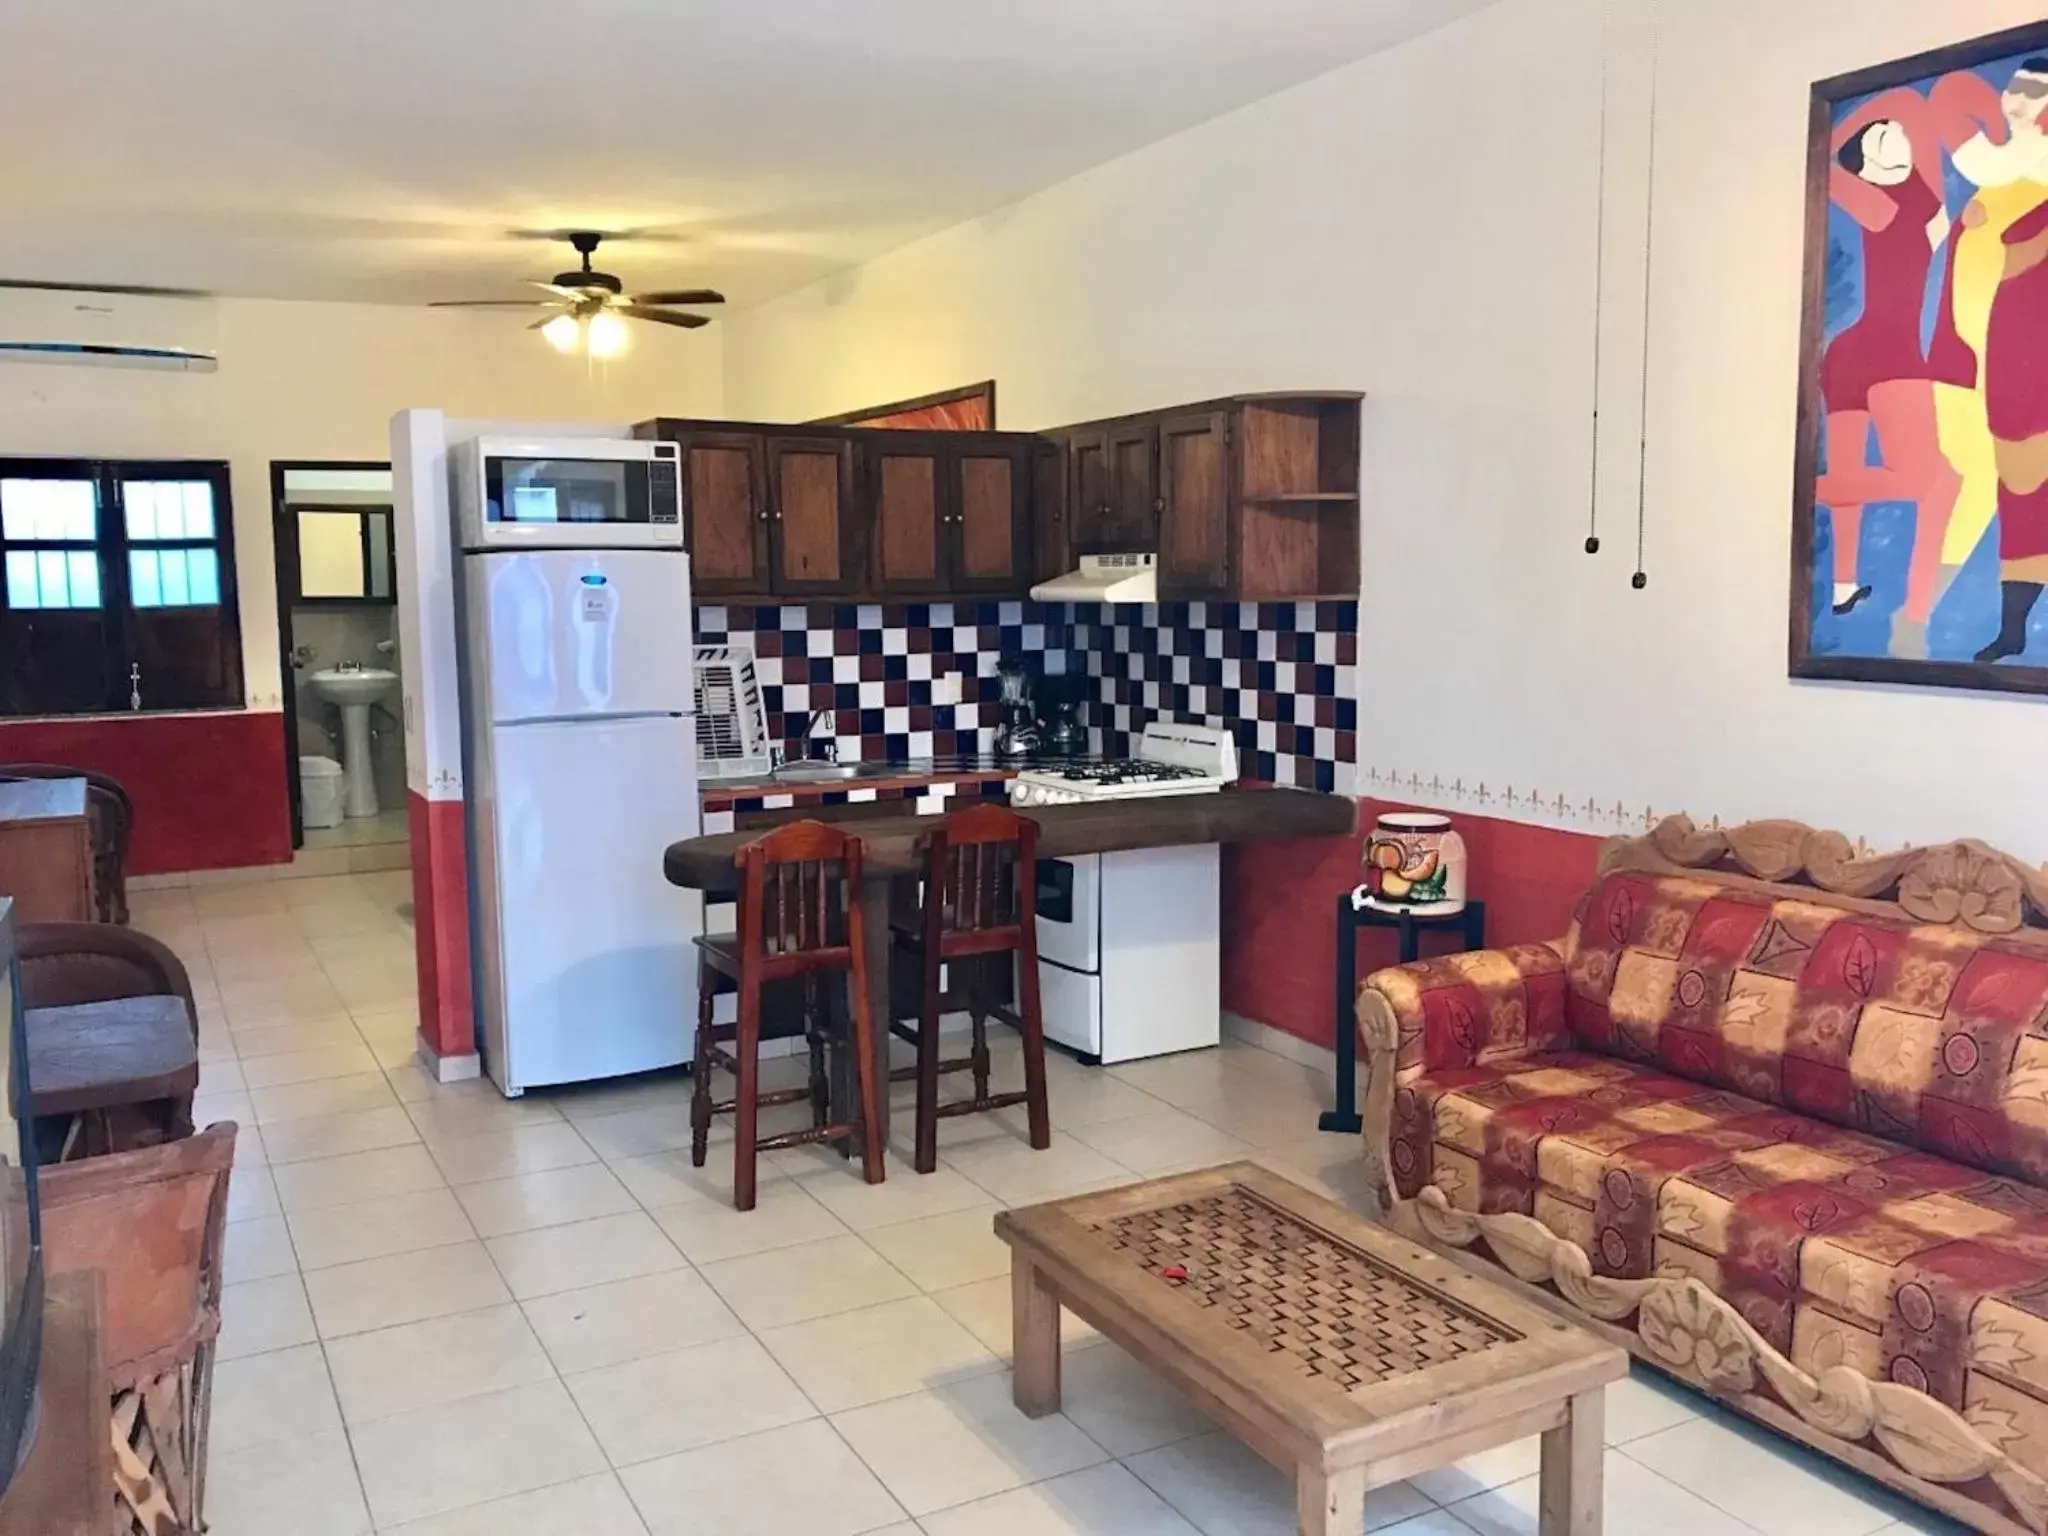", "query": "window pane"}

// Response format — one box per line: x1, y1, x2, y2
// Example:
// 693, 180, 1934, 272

1, 477, 95, 541
124, 481, 159, 540
37, 550, 71, 607
181, 481, 215, 541
5, 550, 40, 608
67, 551, 101, 608
187, 548, 220, 605
129, 549, 162, 607
160, 549, 191, 606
